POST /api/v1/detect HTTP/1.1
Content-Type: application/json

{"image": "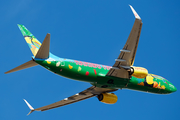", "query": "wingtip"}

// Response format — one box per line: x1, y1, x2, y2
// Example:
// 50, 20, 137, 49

27, 110, 34, 116
23, 99, 35, 115
129, 5, 141, 20
23, 99, 34, 110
